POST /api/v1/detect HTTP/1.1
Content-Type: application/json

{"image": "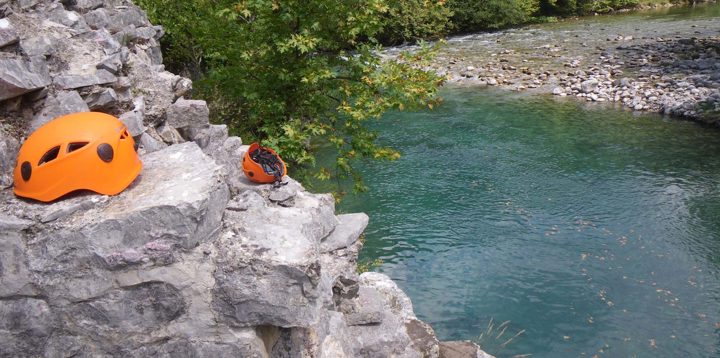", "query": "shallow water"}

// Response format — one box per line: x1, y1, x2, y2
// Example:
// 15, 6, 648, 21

336, 87, 720, 357
386, 3, 720, 79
